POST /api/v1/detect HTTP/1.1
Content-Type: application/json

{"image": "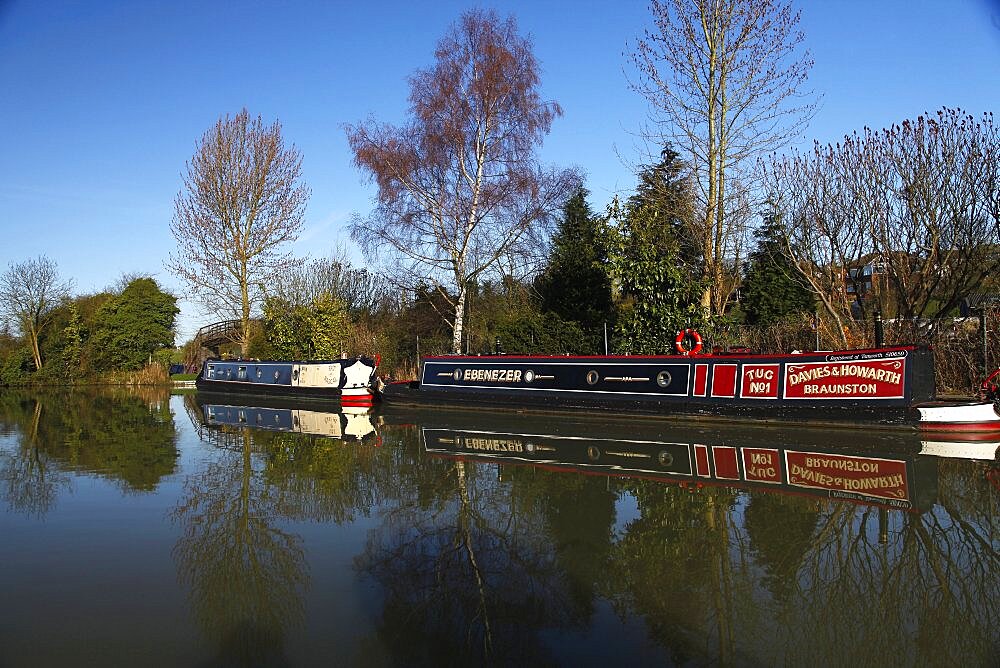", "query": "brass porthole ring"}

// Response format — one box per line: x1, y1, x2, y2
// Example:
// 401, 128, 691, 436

453, 369, 463, 381
587, 445, 601, 461
656, 371, 672, 388
524, 369, 535, 383
586, 370, 599, 385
